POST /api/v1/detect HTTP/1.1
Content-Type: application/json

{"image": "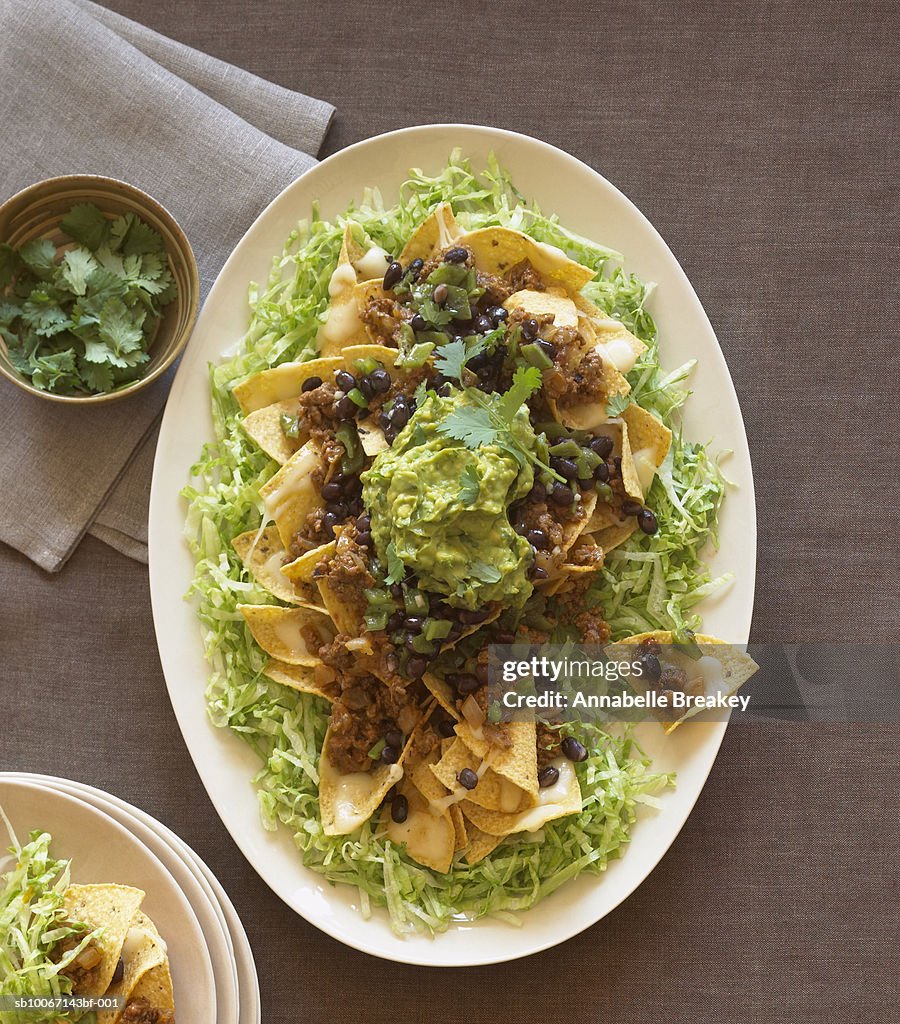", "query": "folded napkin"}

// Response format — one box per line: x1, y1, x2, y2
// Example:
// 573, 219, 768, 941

0, 0, 334, 571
